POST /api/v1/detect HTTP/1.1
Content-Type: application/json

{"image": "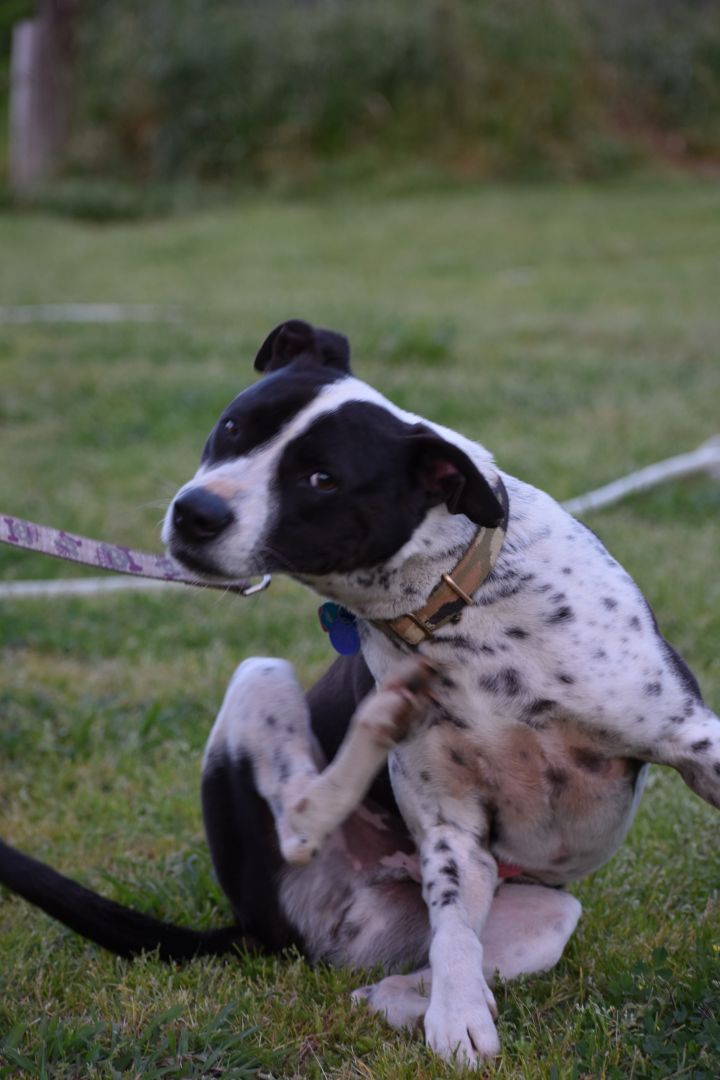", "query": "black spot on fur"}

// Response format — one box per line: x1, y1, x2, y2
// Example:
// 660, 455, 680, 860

420, 770, 431, 782
571, 747, 606, 773
434, 839, 451, 854
431, 707, 469, 730
691, 738, 711, 753
505, 626, 530, 640
272, 750, 290, 783
556, 672, 575, 685
644, 681, 663, 697
479, 667, 522, 697
448, 748, 467, 767
525, 698, 556, 718
545, 766, 568, 790
477, 575, 526, 606
601, 597, 618, 611
662, 642, 703, 702
440, 890, 459, 907
546, 605, 575, 625
634, 596, 704, 702
429, 634, 478, 653
440, 860, 460, 886
628, 615, 642, 631
266, 715, 277, 727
